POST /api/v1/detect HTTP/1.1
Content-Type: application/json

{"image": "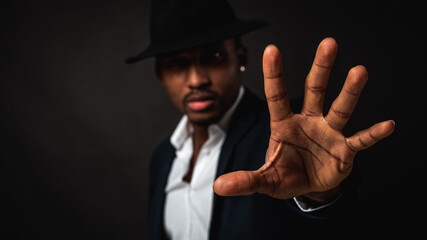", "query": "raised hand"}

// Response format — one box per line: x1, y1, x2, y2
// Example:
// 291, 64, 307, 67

213, 37, 395, 200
